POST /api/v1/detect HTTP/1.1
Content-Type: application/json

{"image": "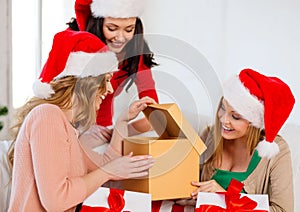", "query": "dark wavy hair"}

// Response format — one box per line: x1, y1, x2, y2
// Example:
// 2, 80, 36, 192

67, 17, 158, 91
